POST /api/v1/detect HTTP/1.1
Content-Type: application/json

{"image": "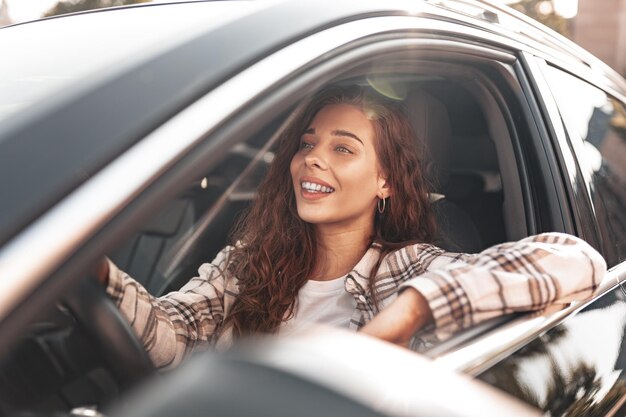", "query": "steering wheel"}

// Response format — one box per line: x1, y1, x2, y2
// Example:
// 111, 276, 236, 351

63, 277, 155, 388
